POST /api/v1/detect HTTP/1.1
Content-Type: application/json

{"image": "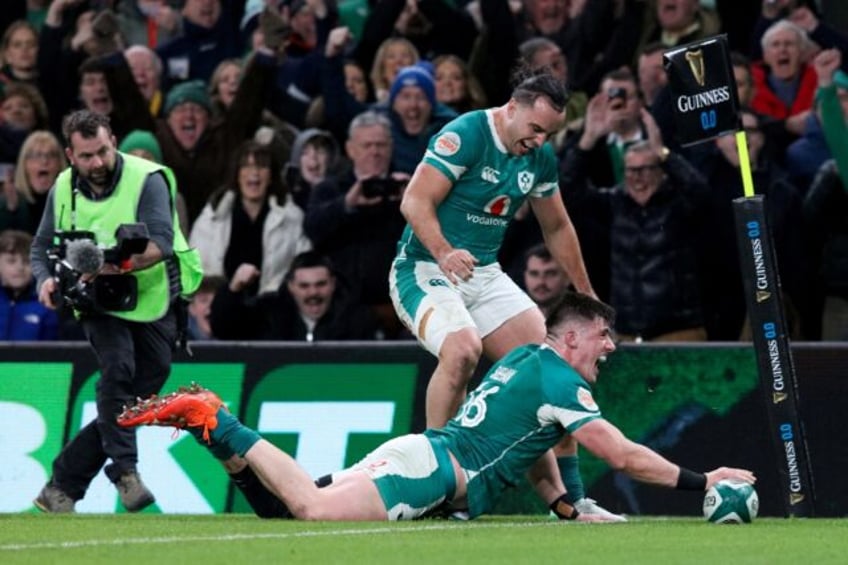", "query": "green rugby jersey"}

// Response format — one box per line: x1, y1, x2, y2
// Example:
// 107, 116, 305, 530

425, 344, 601, 518
396, 109, 559, 265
